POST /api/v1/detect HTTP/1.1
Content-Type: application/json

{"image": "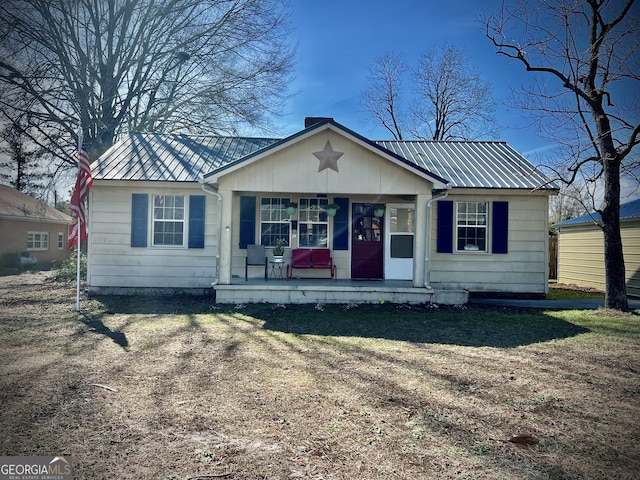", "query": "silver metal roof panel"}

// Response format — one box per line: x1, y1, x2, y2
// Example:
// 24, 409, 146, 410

94, 132, 557, 191
93, 133, 278, 182
376, 140, 555, 189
